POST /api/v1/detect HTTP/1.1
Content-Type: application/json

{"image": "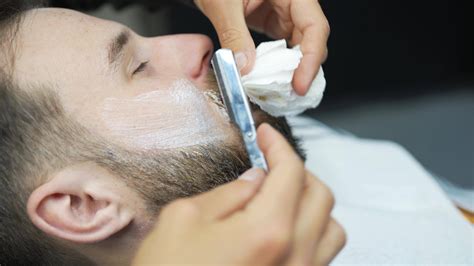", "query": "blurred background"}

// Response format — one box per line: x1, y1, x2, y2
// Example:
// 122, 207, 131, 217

50, 1, 474, 191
